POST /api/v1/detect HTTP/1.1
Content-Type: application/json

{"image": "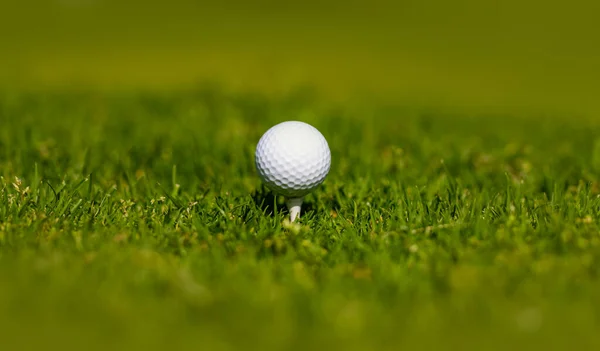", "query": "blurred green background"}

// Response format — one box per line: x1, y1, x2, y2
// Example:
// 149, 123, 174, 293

1, 0, 599, 113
